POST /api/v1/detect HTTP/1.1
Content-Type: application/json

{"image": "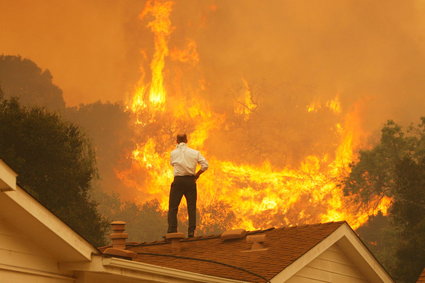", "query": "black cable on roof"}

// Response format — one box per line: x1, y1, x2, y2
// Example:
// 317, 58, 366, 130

138, 252, 271, 283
